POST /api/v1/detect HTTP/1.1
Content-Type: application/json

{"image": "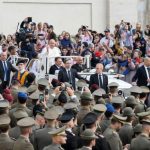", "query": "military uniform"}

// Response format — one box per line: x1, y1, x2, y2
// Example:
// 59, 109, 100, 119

43, 126, 67, 150
134, 100, 147, 114
0, 133, 15, 150
13, 136, 34, 150
130, 133, 150, 150
0, 114, 15, 150
103, 127, 123, 150
13, 117, 35, 150
119, 123, 133, 145
100, 117, 111, 133
33, 109, 59, 150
